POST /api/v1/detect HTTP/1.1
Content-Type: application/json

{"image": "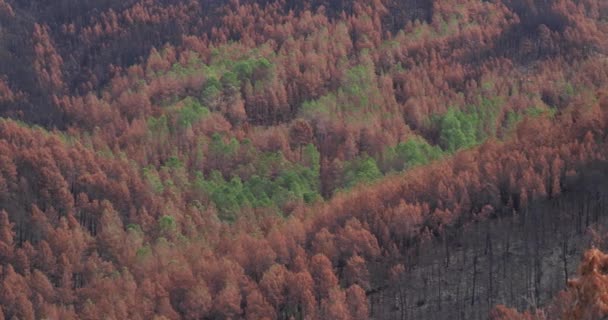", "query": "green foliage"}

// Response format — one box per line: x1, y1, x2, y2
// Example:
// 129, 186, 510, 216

300, 94, 336, 119
342, 156, 382, 189
342, 65, 371, 106
195, 170, 258, 222
505, 111, 522, 133
472, 96, 502, 141
564, 82, 575, 97
384, 137, 443, 172
221, 71, 241, 92
527, 106, 556, 118
233, 57, 272, 81
193, 150, 320, 222
158, 215, 176, 231
165, 156, 183, 169
208, 133, 240, 162
437, 97, 503, 153
126, 224, 143, 234
201, 76, 222, 107
143, 166, 164, 194
302, 143, 321, 173
271, 164, 320, 204
136, 245, 152, 259
300, 62, 380, 121
438, 108, 479, 152
147, 115, 169, 136
340, 63, 380, 111
177, 97, 209, 128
